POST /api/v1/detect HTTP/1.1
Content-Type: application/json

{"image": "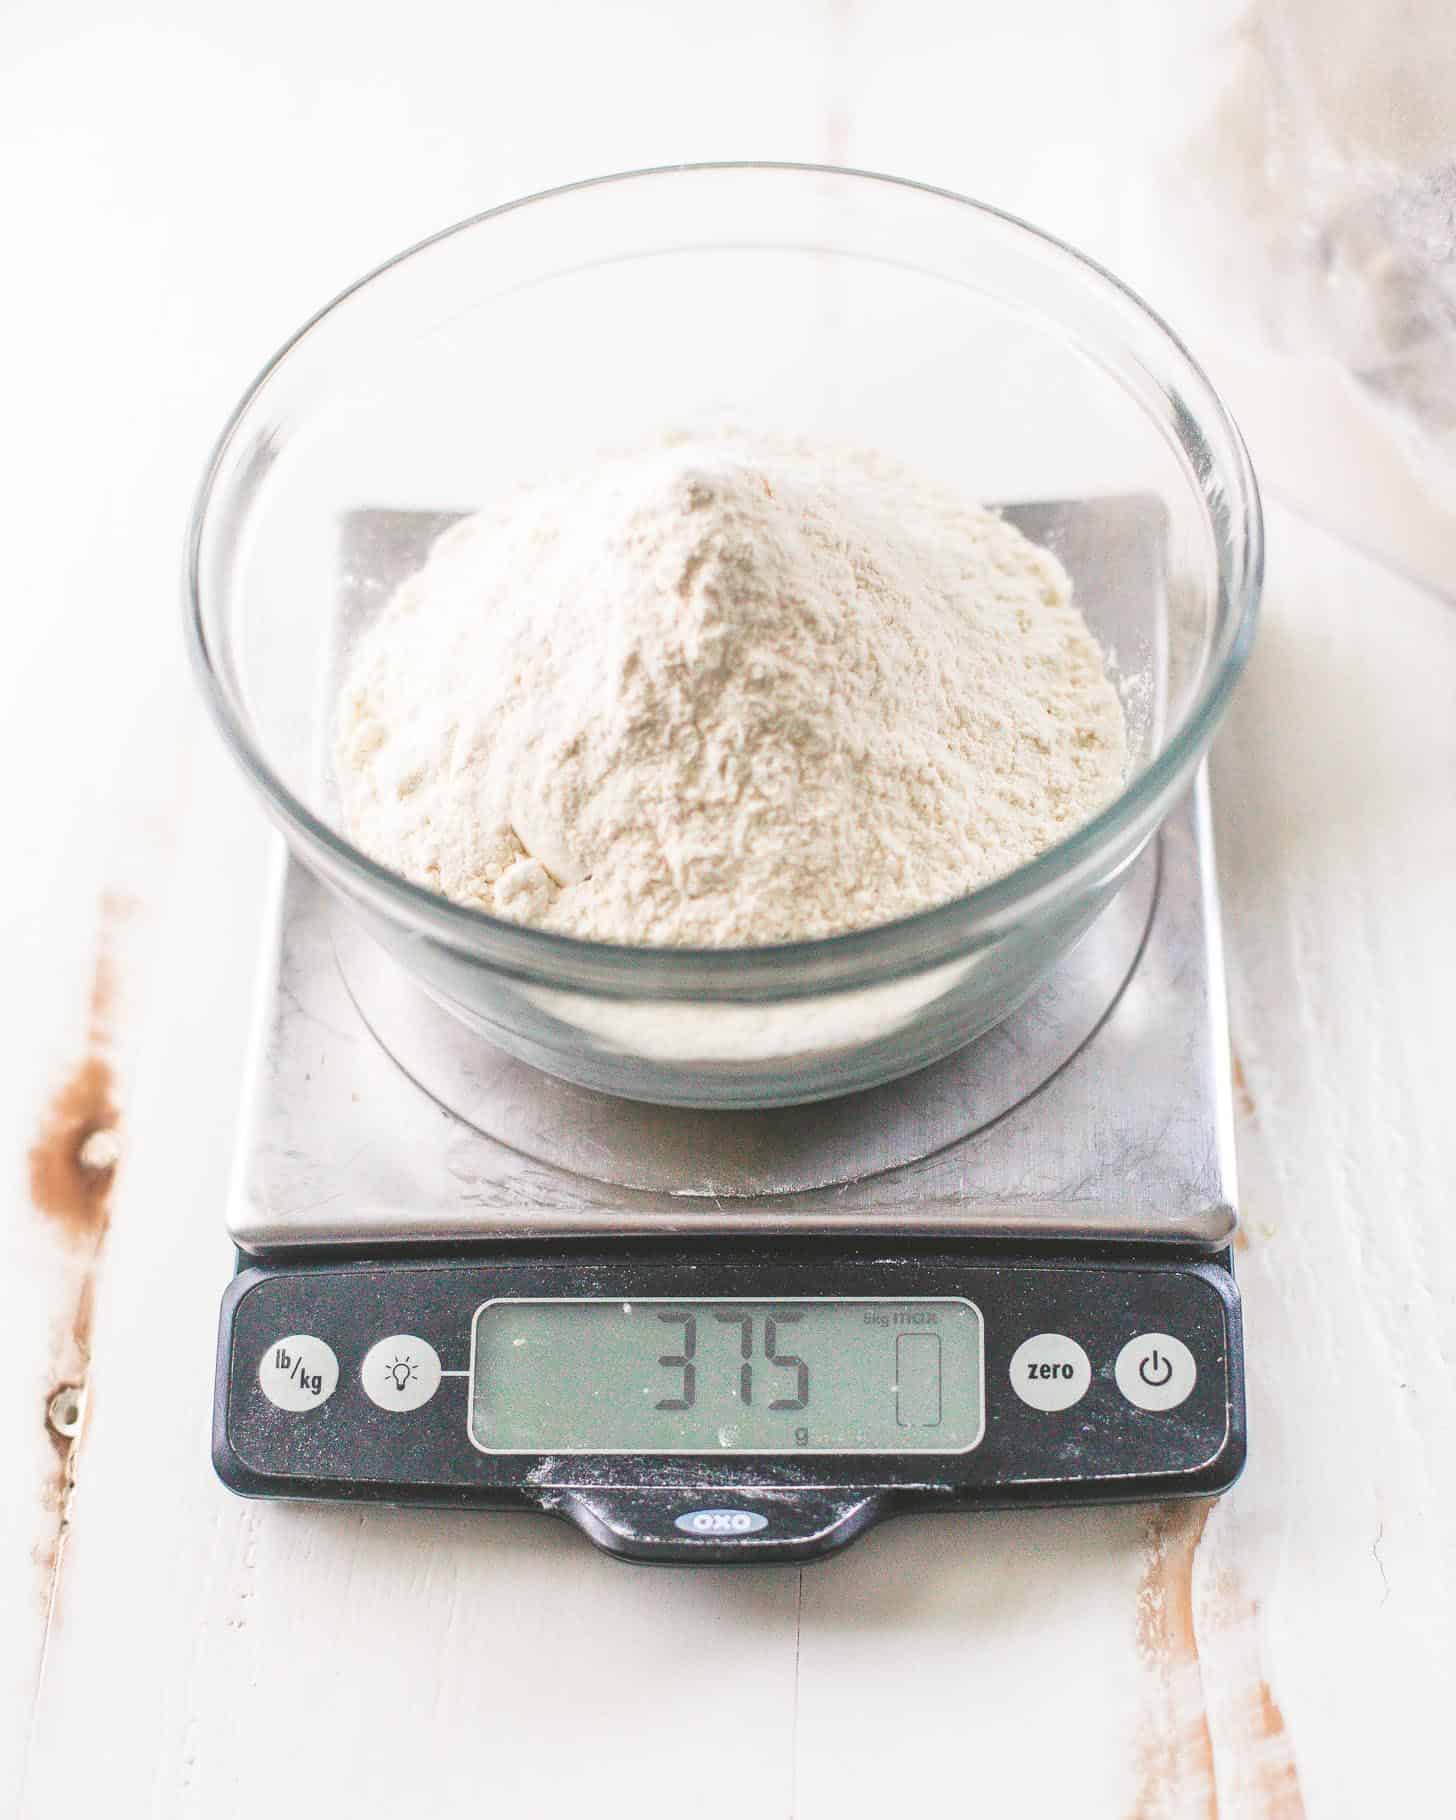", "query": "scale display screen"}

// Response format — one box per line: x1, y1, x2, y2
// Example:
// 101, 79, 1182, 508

469, 1297, 984, 1455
